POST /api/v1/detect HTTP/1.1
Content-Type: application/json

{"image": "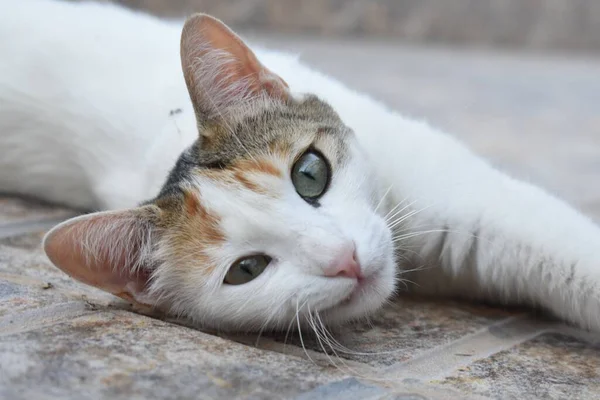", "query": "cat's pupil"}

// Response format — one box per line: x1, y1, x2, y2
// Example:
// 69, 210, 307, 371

301, 170, 316, 181
240, 259, 256, 275
291, 150, 330, 201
